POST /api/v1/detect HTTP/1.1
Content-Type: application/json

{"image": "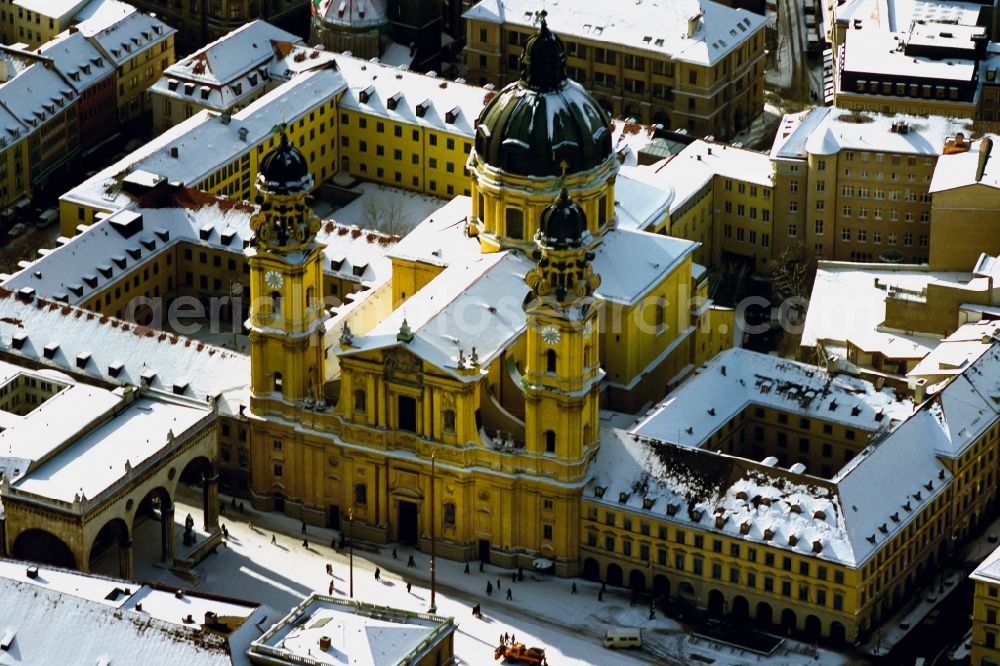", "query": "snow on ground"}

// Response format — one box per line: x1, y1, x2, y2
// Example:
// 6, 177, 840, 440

131, 489, 854, 666
317, 182, 448, 237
